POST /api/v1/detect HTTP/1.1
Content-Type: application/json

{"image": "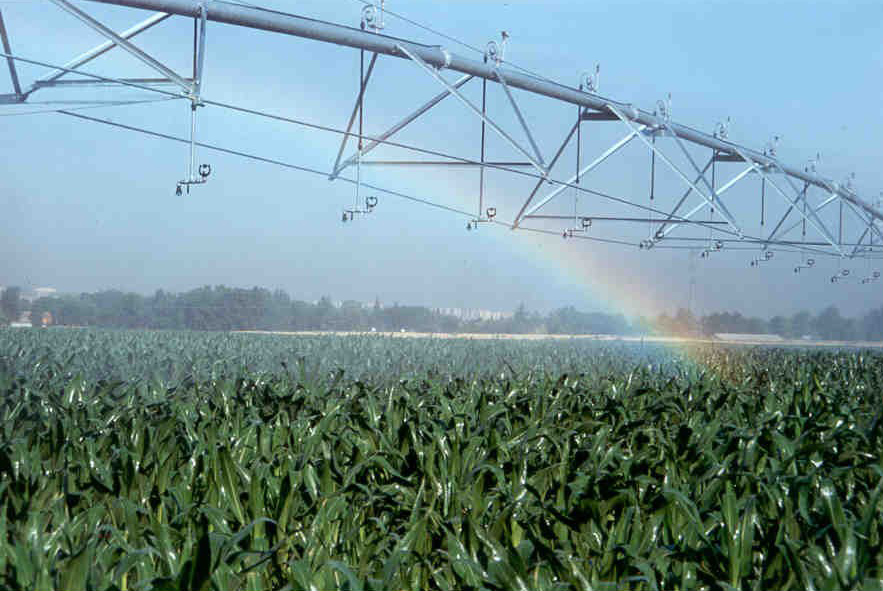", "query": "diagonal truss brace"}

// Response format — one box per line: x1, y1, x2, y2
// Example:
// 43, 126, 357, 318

851, 219, 876, 258
27, 11, 171, 97
0, 9, 22, 99
608, 104, 743, 236
493, 67, 545, 167
329, 52, 378, 179
764, 183, 811, 244
771, 191, 883, 251
653, 157, 712, 237
844, 200, 883, 250
661, 121, 743, 235
733, 147, 843, 255
330, 73, 472, 180
49, 0, 192, 93
518, 127, 644, 223
396, 43, 548, 177
656, 165, 755, 240
817, 179, 883, 248
511, 120, 579, 228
